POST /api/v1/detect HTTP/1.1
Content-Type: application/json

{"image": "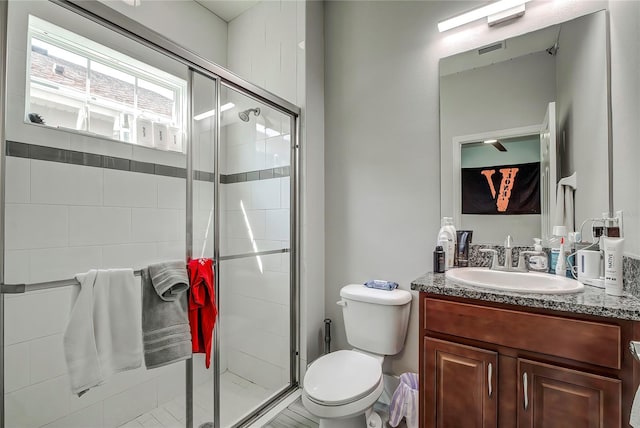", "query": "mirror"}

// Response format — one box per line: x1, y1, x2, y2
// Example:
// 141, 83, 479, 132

440, 10, 610, 246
